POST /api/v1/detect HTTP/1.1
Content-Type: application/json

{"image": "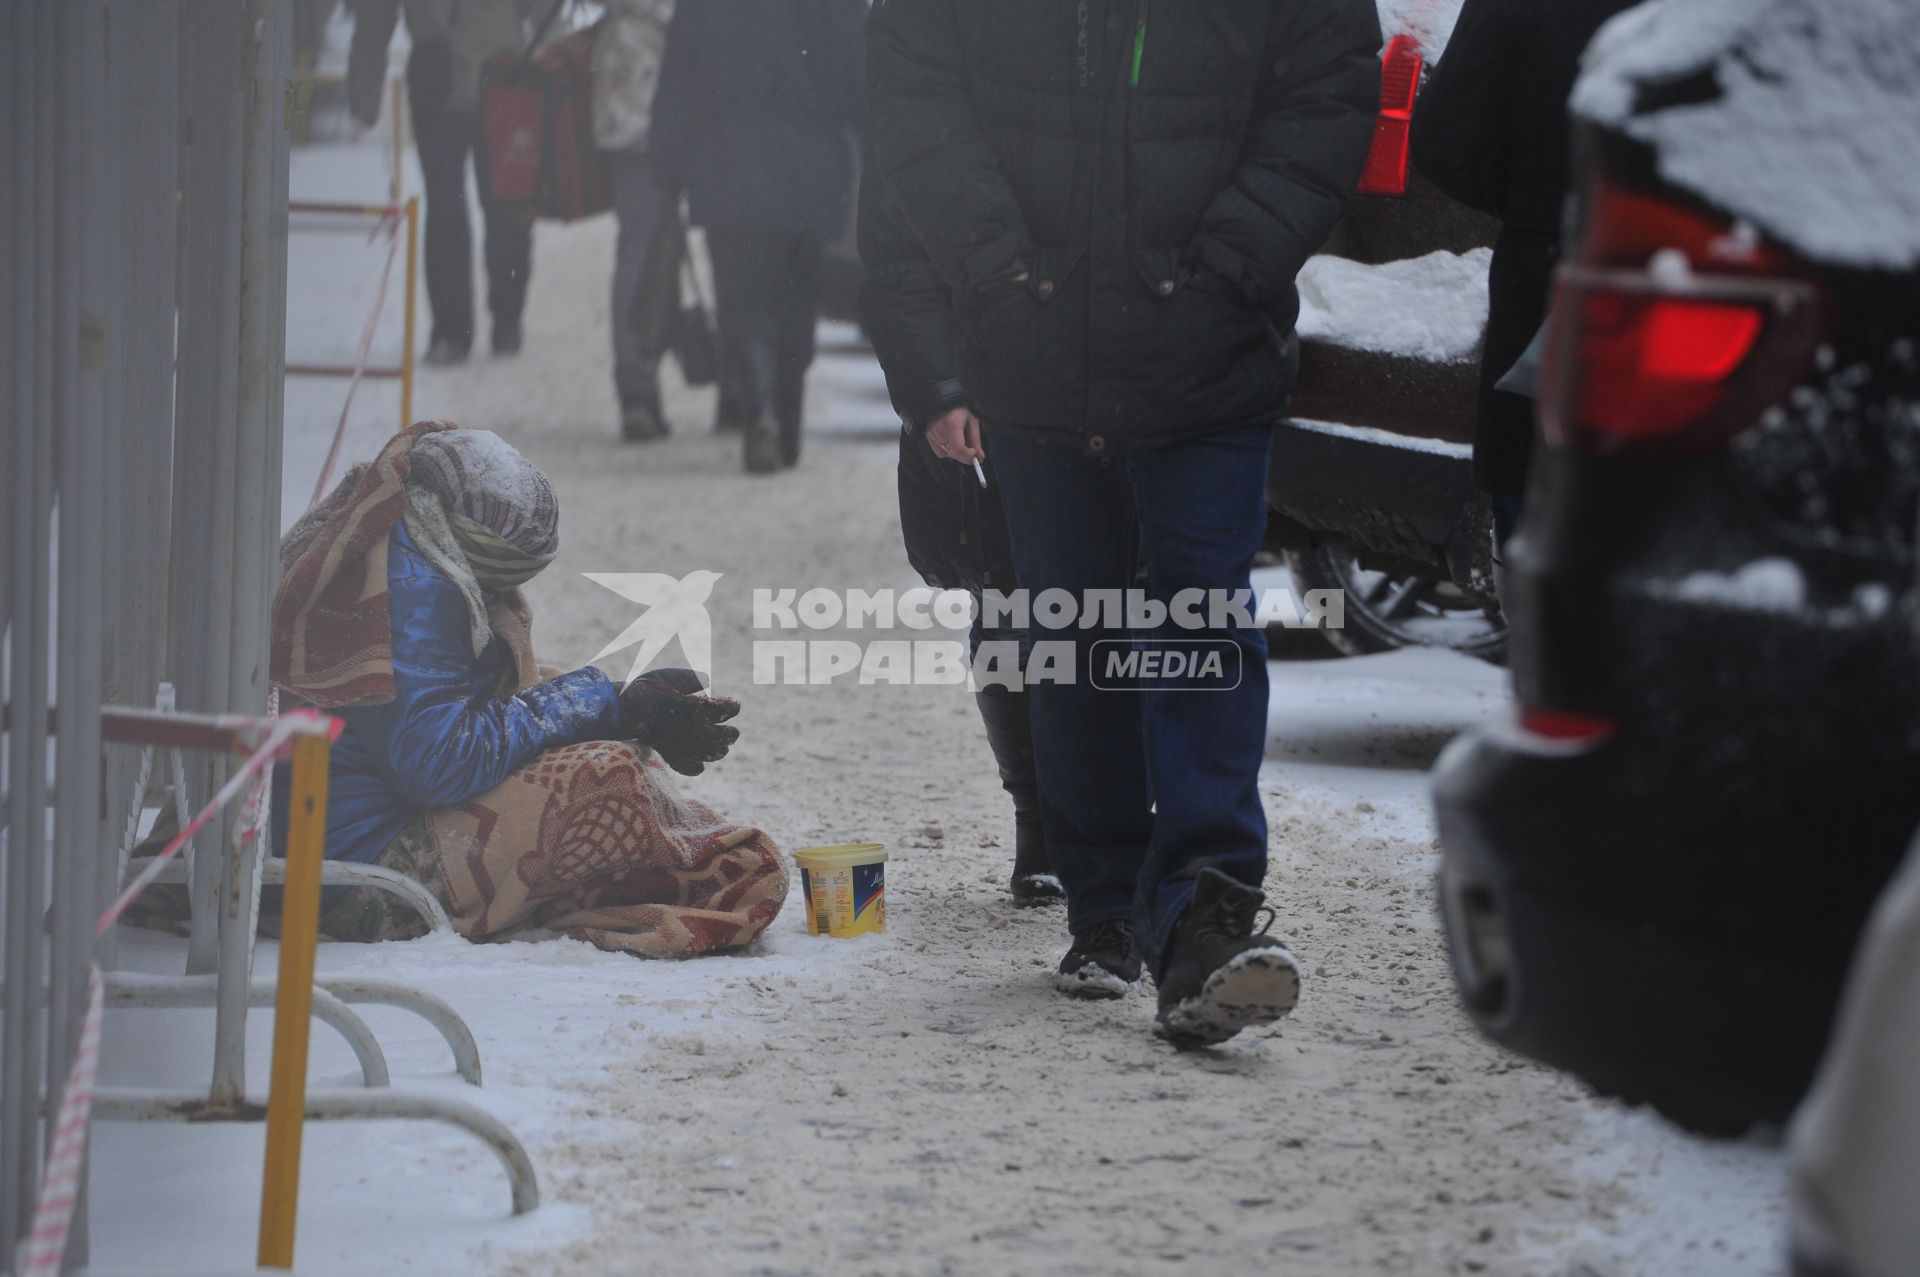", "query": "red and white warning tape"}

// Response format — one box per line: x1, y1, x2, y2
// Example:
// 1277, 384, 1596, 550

16, 967, 103, 1277
309, 213, 405, 509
